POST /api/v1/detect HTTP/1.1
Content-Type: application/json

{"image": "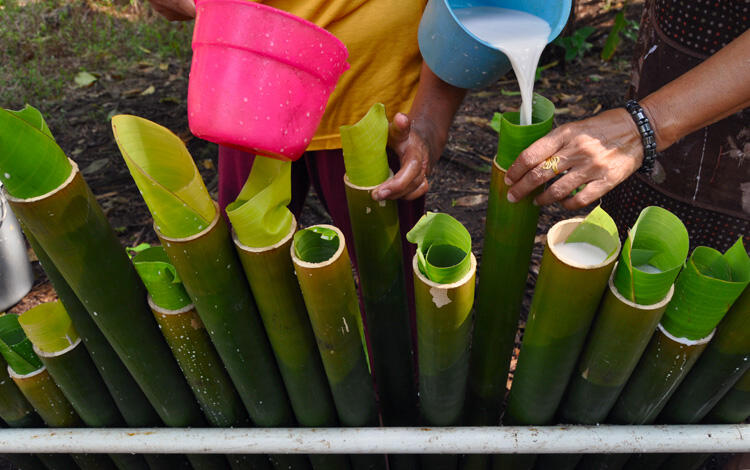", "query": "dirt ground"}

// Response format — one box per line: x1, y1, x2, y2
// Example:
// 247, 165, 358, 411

1, 1, 739, 468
